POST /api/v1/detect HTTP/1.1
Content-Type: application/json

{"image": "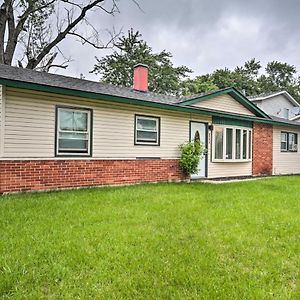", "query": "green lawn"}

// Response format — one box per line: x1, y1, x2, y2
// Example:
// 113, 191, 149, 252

1, 177, 300, 299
